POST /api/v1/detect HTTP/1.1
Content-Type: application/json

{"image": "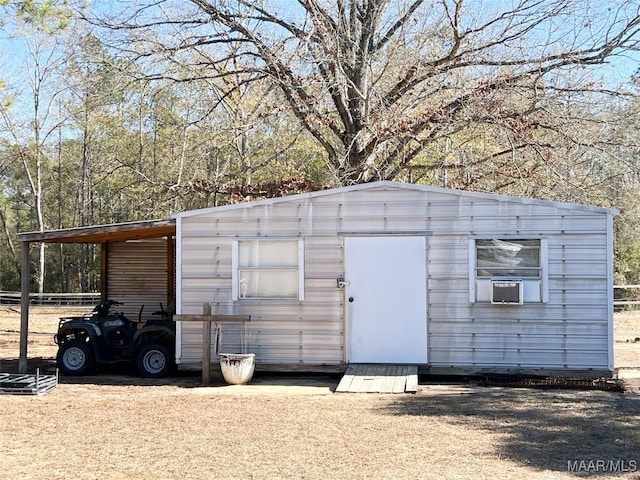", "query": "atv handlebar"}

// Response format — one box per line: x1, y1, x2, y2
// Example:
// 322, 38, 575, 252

93, 299, 124, 317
